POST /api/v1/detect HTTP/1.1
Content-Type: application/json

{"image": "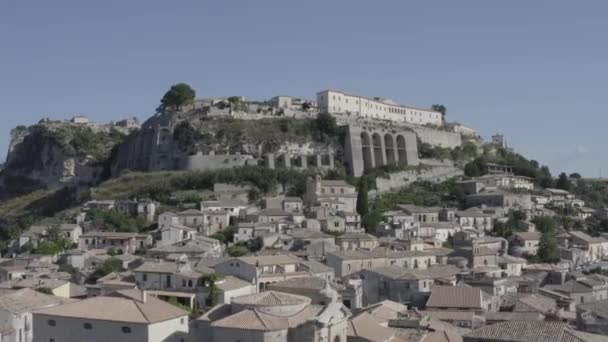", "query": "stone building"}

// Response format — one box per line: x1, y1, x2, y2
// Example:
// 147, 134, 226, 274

317, 89, 443, 126
191, 291, 350, 342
